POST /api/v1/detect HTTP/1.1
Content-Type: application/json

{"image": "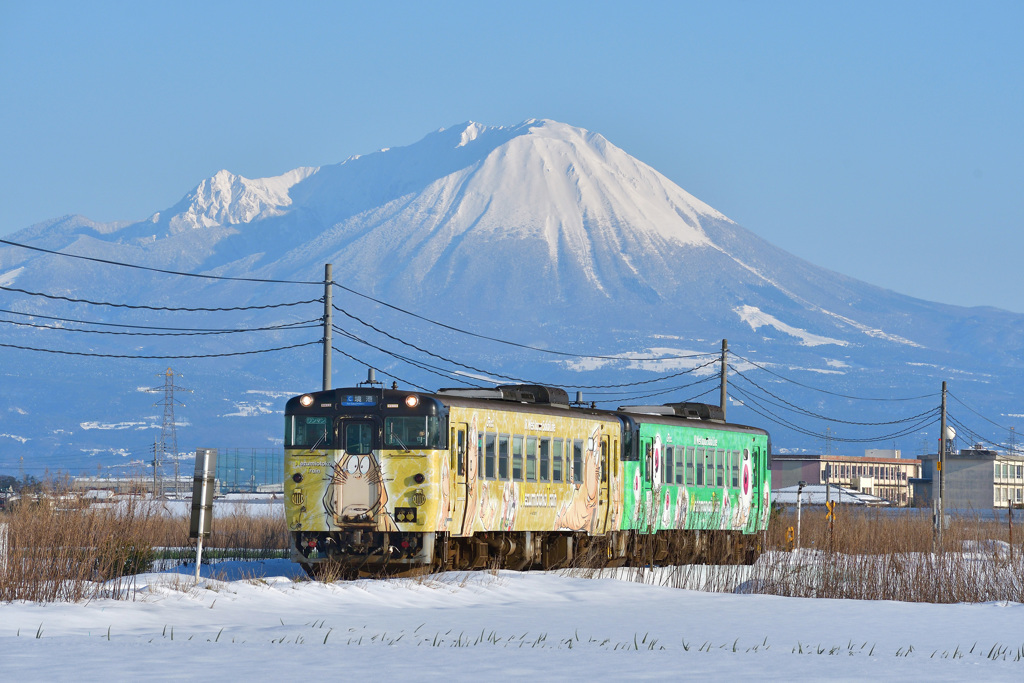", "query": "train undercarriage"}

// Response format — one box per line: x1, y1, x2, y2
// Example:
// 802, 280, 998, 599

293, 528, 763, 580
